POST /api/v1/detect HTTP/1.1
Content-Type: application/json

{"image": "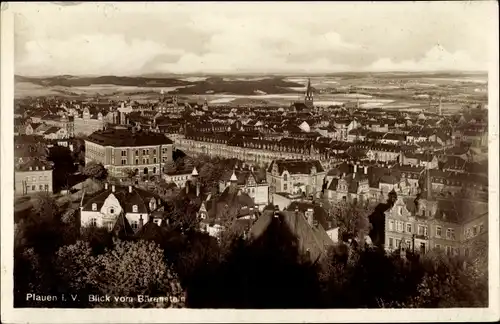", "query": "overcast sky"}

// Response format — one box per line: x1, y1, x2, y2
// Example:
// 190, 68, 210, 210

12, 2, 496, 76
